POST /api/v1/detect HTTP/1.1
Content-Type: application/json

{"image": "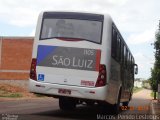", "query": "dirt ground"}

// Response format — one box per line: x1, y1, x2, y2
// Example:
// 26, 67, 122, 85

0, 83, 37, 98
